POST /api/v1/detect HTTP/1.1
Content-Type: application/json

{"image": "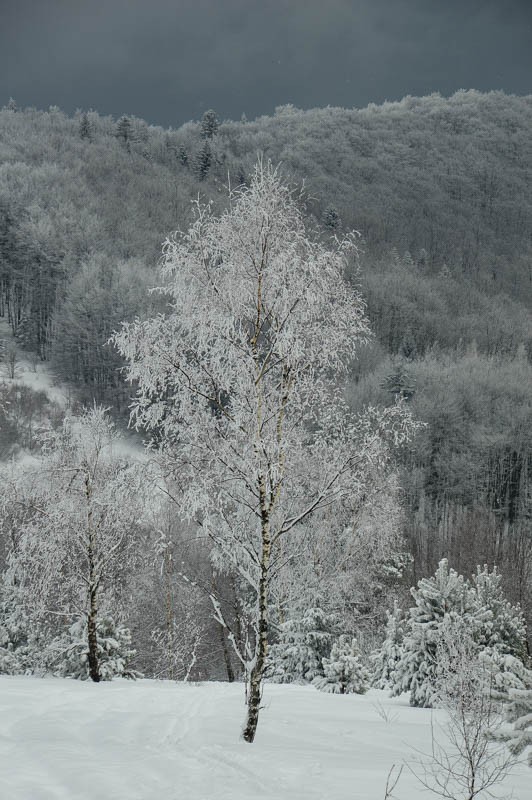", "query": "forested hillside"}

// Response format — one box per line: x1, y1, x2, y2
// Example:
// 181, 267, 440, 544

1, 90, 531, 643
